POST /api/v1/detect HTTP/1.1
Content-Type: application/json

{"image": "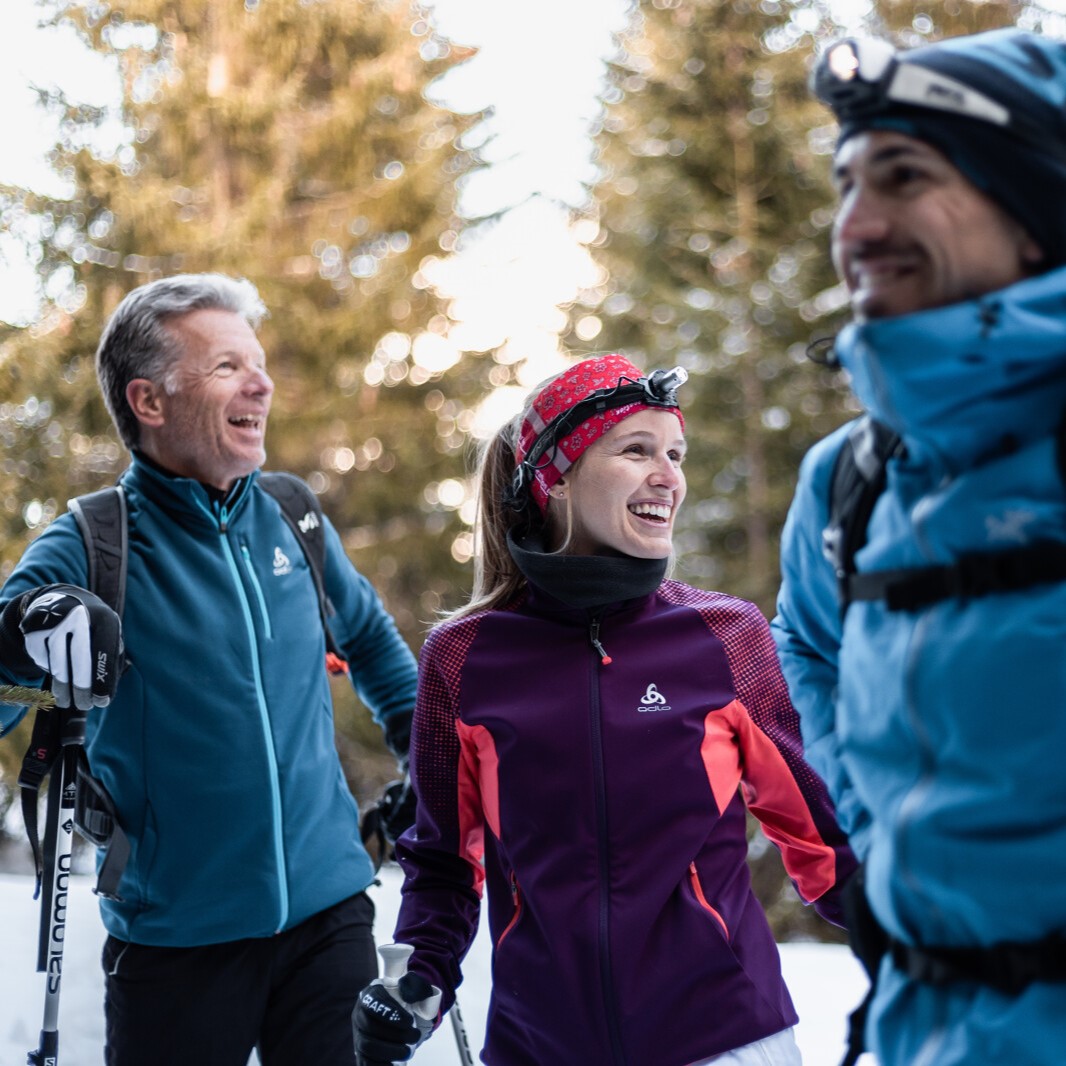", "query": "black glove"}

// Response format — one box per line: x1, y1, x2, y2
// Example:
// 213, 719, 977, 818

16, 584, 124, 711
360, 773, 417, 872
353, 971, 439, 1065
384, 710, 412, 763
379, 774, 416, 845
